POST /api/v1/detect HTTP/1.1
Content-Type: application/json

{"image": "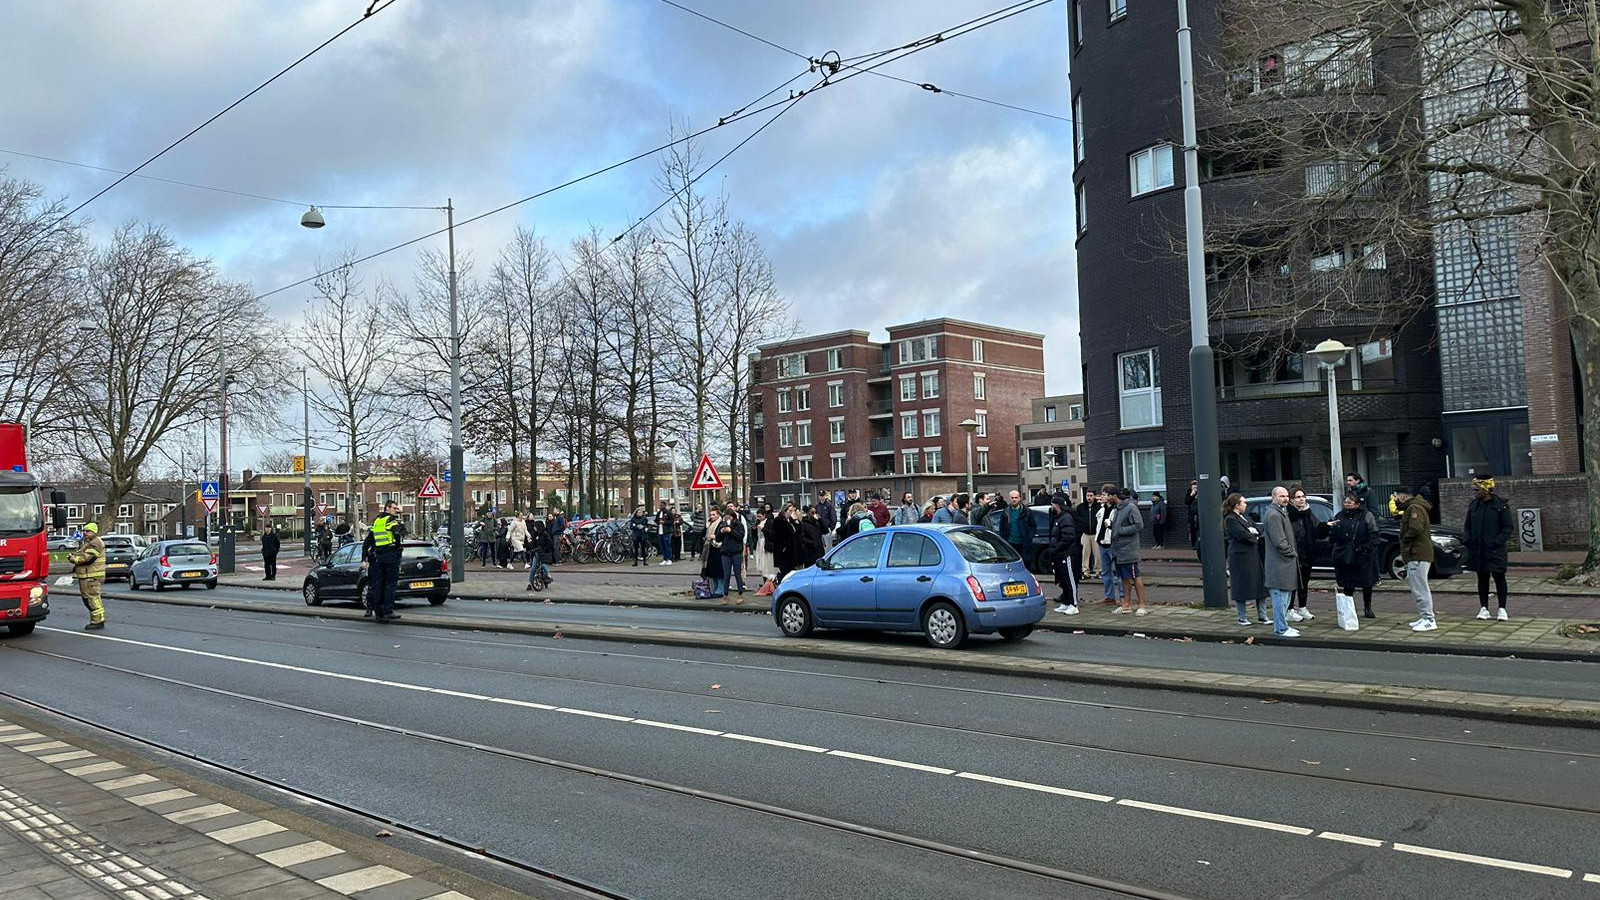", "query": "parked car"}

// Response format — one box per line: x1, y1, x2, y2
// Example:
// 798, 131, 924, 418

127, 539, 218, 591
99, 535, 142, 582
301, 540, 450, 608
1242, 495, 1463, 581
771, 525, 1047, 649
47, 535, 80, 553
